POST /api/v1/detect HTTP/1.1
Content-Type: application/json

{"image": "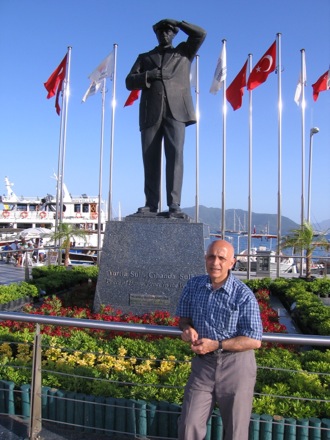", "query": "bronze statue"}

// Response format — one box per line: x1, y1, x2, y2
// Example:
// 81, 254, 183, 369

126, 19, 206, 217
